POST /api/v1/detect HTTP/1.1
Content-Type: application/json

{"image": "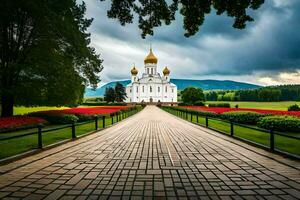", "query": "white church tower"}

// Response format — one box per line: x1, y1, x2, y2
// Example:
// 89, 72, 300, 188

125, 48, 177, 104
